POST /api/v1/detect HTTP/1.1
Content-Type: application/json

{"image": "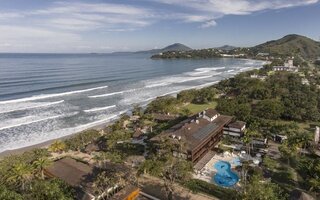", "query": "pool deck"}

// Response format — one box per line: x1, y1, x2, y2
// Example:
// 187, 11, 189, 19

193, 152, 240, 183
